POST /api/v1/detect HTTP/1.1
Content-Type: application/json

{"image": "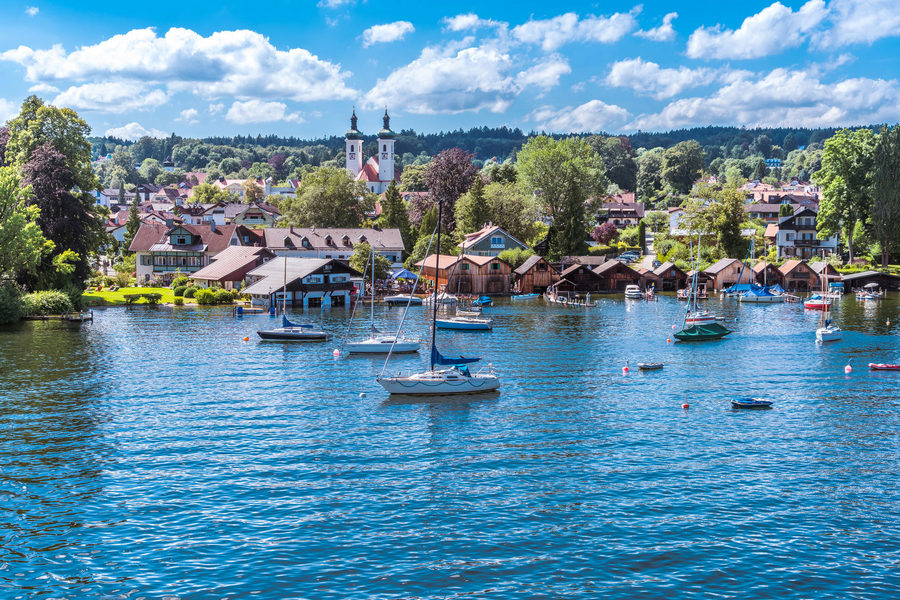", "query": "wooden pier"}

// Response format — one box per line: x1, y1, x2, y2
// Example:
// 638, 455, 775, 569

23, 311, 94, 322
